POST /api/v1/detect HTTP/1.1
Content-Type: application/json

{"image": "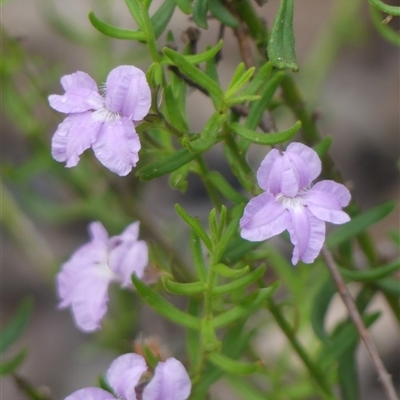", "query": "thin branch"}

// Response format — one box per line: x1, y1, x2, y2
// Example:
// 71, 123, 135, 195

321, 246, 399, 400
